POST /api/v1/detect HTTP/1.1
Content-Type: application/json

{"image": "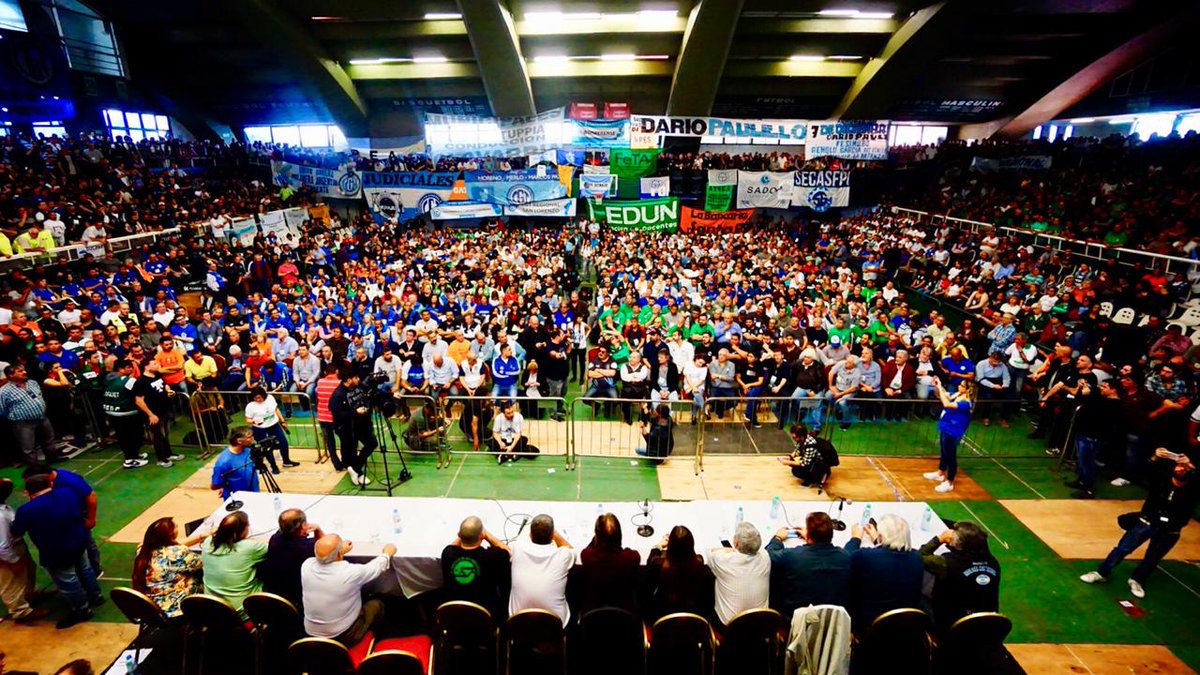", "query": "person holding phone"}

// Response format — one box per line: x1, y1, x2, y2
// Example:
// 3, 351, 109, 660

1081, 449, 1198, 598
923, 377, 976, 494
